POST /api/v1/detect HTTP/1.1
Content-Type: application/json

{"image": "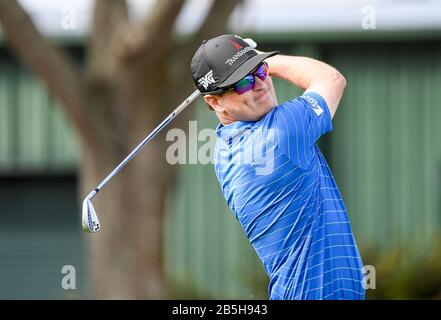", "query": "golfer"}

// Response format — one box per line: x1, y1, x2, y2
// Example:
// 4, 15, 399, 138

190, 34, 365, 300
